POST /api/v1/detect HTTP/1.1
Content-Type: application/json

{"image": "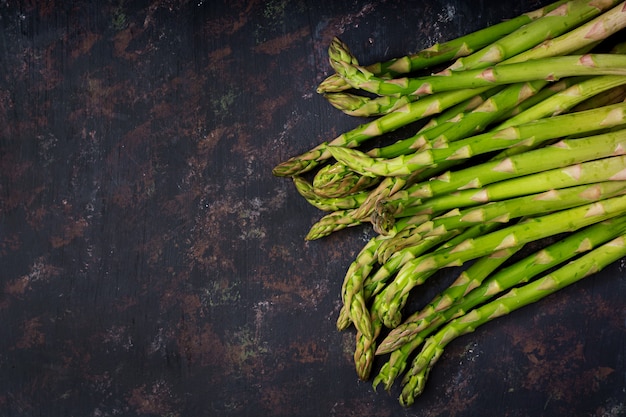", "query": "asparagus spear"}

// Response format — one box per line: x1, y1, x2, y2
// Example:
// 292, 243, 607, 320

402, 181, 626, 240
450, 0, 626, 70
291, 176, 369, 211
375, 193, 626, 329
385, 155, 626, 218
316, 0, 570, 94
377, 215, 626, 357
399, 232, 626, 406
331, 53, 626, 98
272, 87, 493, 177
372, 241, 523, 390
495, 75, 626, 129
323, 92, 418, 117
328, 101, 626, 178
402, 128, 626, 200
351, 224, 502, 379
311, 162, 380, 199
